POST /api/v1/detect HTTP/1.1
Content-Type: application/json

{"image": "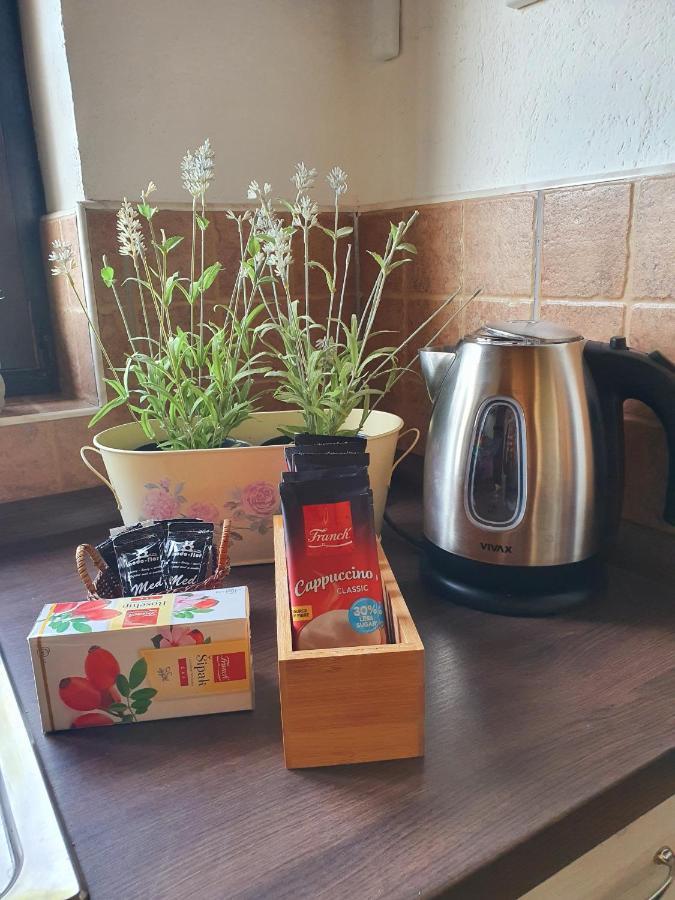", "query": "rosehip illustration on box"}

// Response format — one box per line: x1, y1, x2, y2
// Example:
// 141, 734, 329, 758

48, 599, 121, 633
59, 646, 157, 727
